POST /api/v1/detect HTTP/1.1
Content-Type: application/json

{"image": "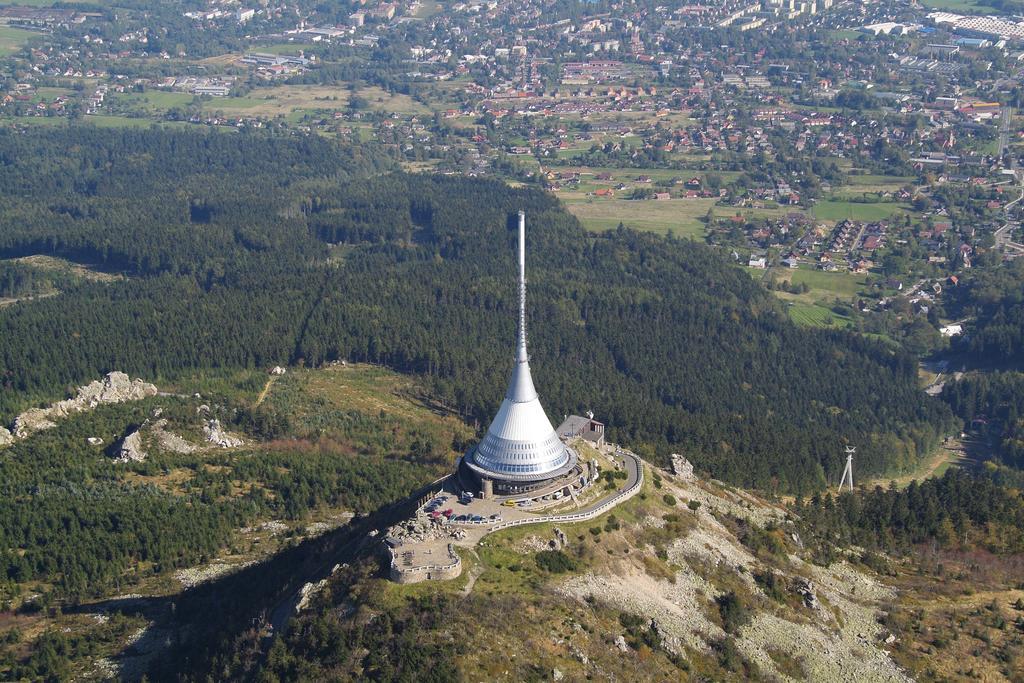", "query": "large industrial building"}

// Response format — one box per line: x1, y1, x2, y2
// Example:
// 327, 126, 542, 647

458, 212, 582, 497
